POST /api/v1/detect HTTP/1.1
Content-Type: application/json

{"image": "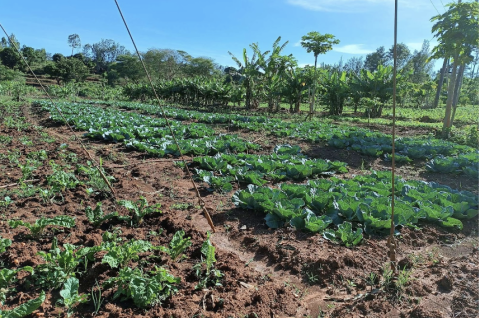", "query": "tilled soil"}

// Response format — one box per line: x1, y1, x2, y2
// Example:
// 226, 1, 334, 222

0, 103, 477, 318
